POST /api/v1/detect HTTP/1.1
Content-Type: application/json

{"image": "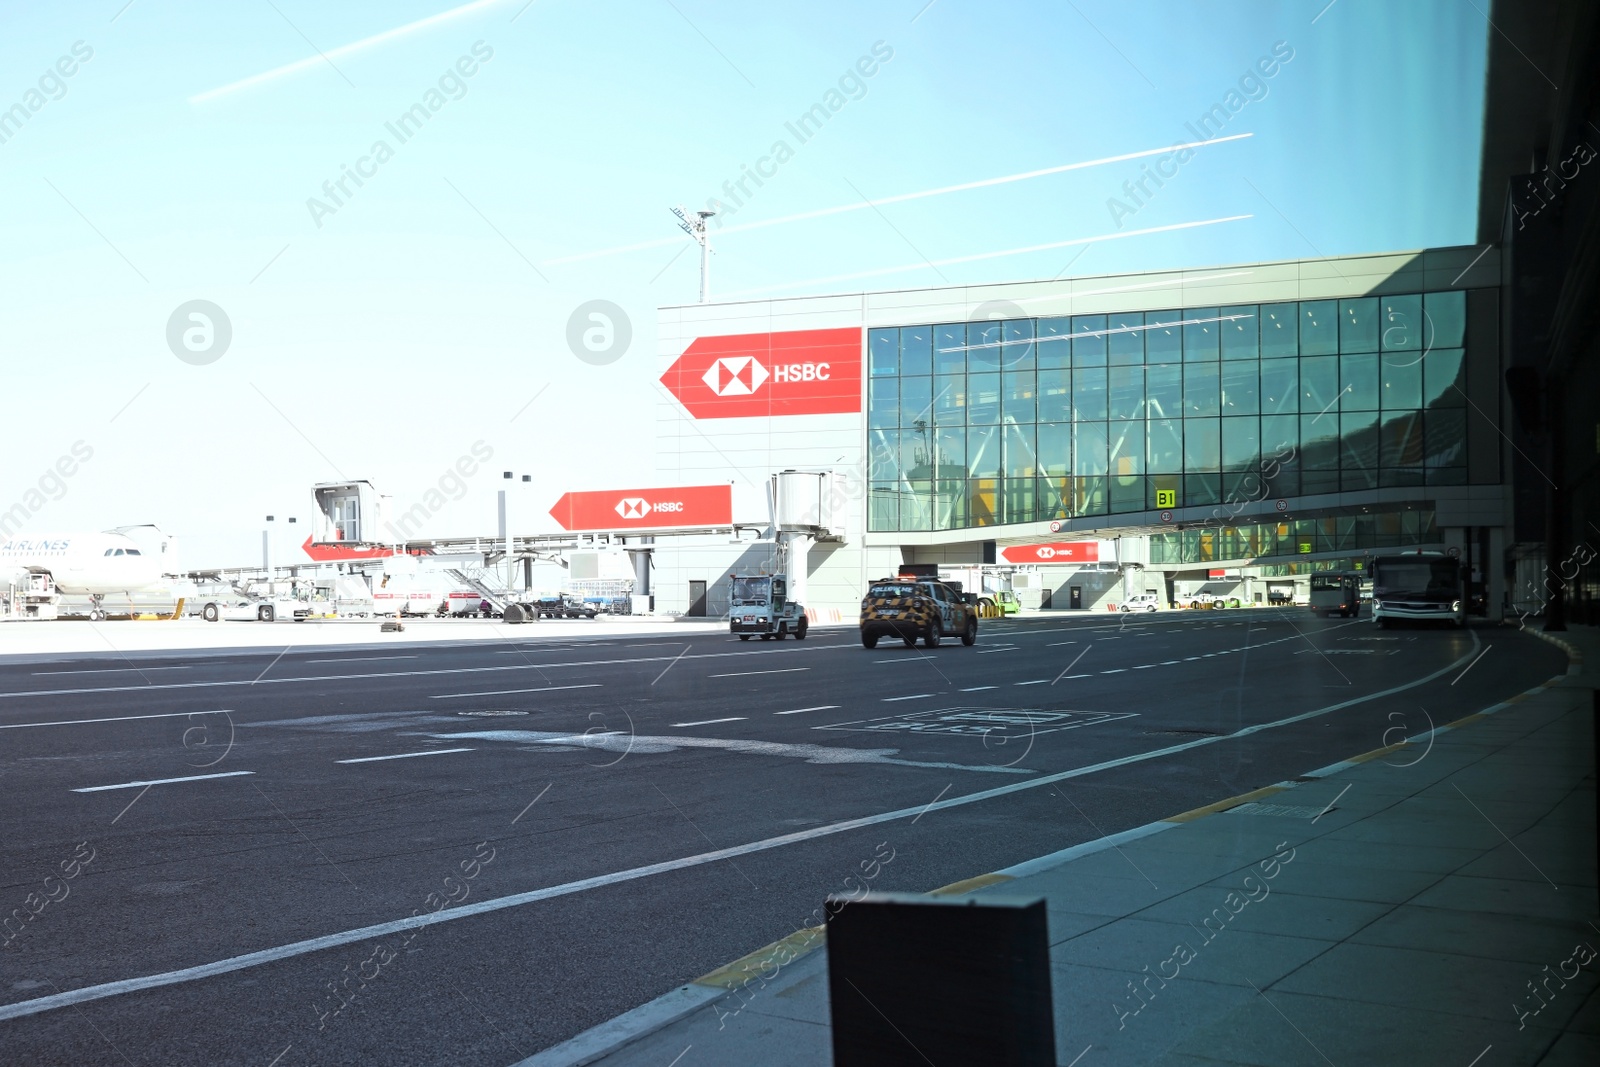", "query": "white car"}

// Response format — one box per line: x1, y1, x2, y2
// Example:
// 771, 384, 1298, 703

1176, 593, 1226, 609
1120, 593, 1161, 613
